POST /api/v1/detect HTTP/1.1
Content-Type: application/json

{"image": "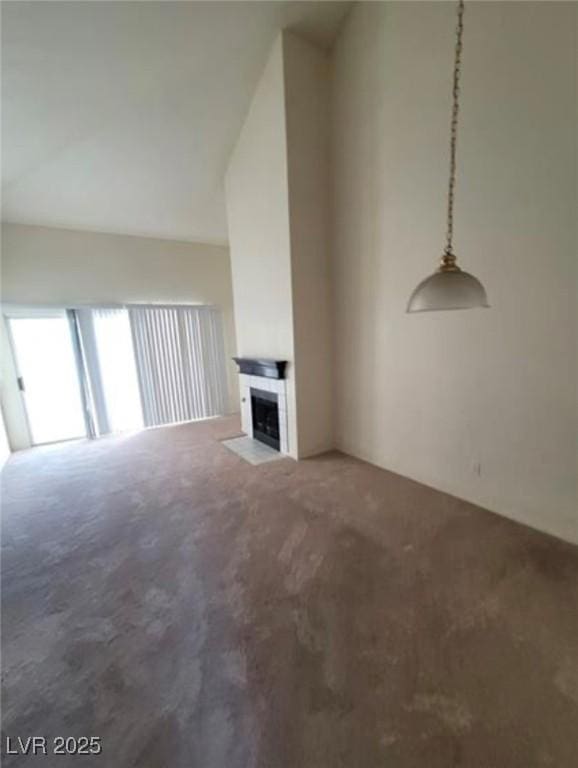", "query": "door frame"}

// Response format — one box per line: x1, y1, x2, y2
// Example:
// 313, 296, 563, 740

3, 314, 34, 447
